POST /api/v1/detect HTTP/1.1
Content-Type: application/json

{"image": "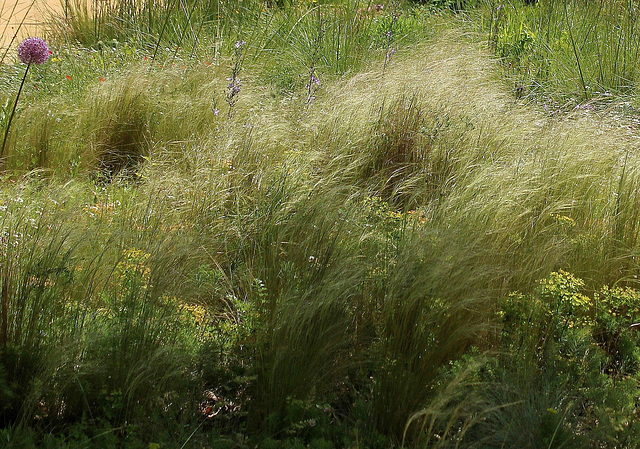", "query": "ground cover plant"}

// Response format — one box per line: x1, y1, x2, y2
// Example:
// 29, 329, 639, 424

3, 0, 640, 447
